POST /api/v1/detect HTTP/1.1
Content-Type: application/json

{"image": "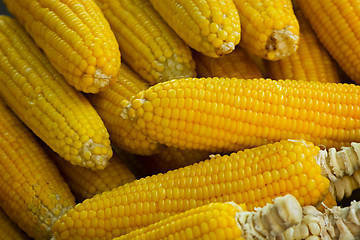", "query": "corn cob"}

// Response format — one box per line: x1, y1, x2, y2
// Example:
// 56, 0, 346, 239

0, 16, 112, 170
148, 0, 241, 58
296, 0, 360, 84
193, 47, 263, 78
87, 63, 161, 156
52, 140, 330, 239
282, 199, 360, 239
233, 0, 299, 60
114, 194, 302, 240
3, 0, 120, 93
95, 0, 196, 85
265, 5, 341, 83
49, 149, 136, 202
0, 208, 30, 240
132, 147, 212, 176
123, 77, 360, 152
0, 98, 75, 240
